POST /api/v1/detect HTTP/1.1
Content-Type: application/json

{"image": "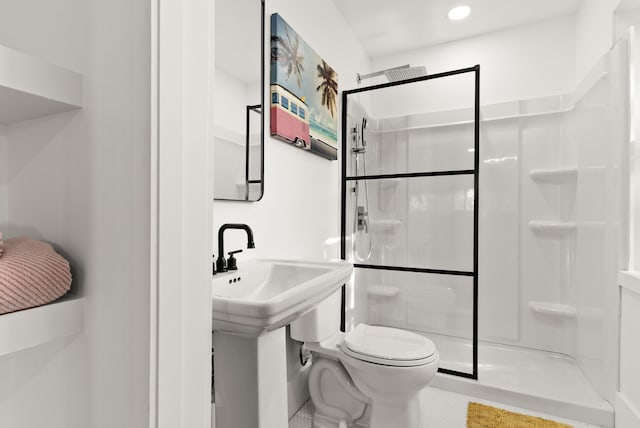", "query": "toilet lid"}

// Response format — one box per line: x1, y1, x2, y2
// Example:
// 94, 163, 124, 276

343, 324, 436, 366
